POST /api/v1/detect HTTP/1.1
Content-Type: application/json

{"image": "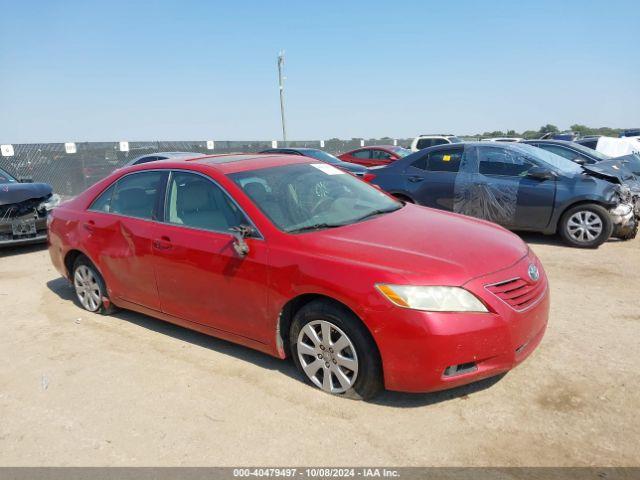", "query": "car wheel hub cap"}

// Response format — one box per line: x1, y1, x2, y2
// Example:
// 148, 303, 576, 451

74, 265, 101, 312
297, 320, 358, 394
567, 211, 603, 242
